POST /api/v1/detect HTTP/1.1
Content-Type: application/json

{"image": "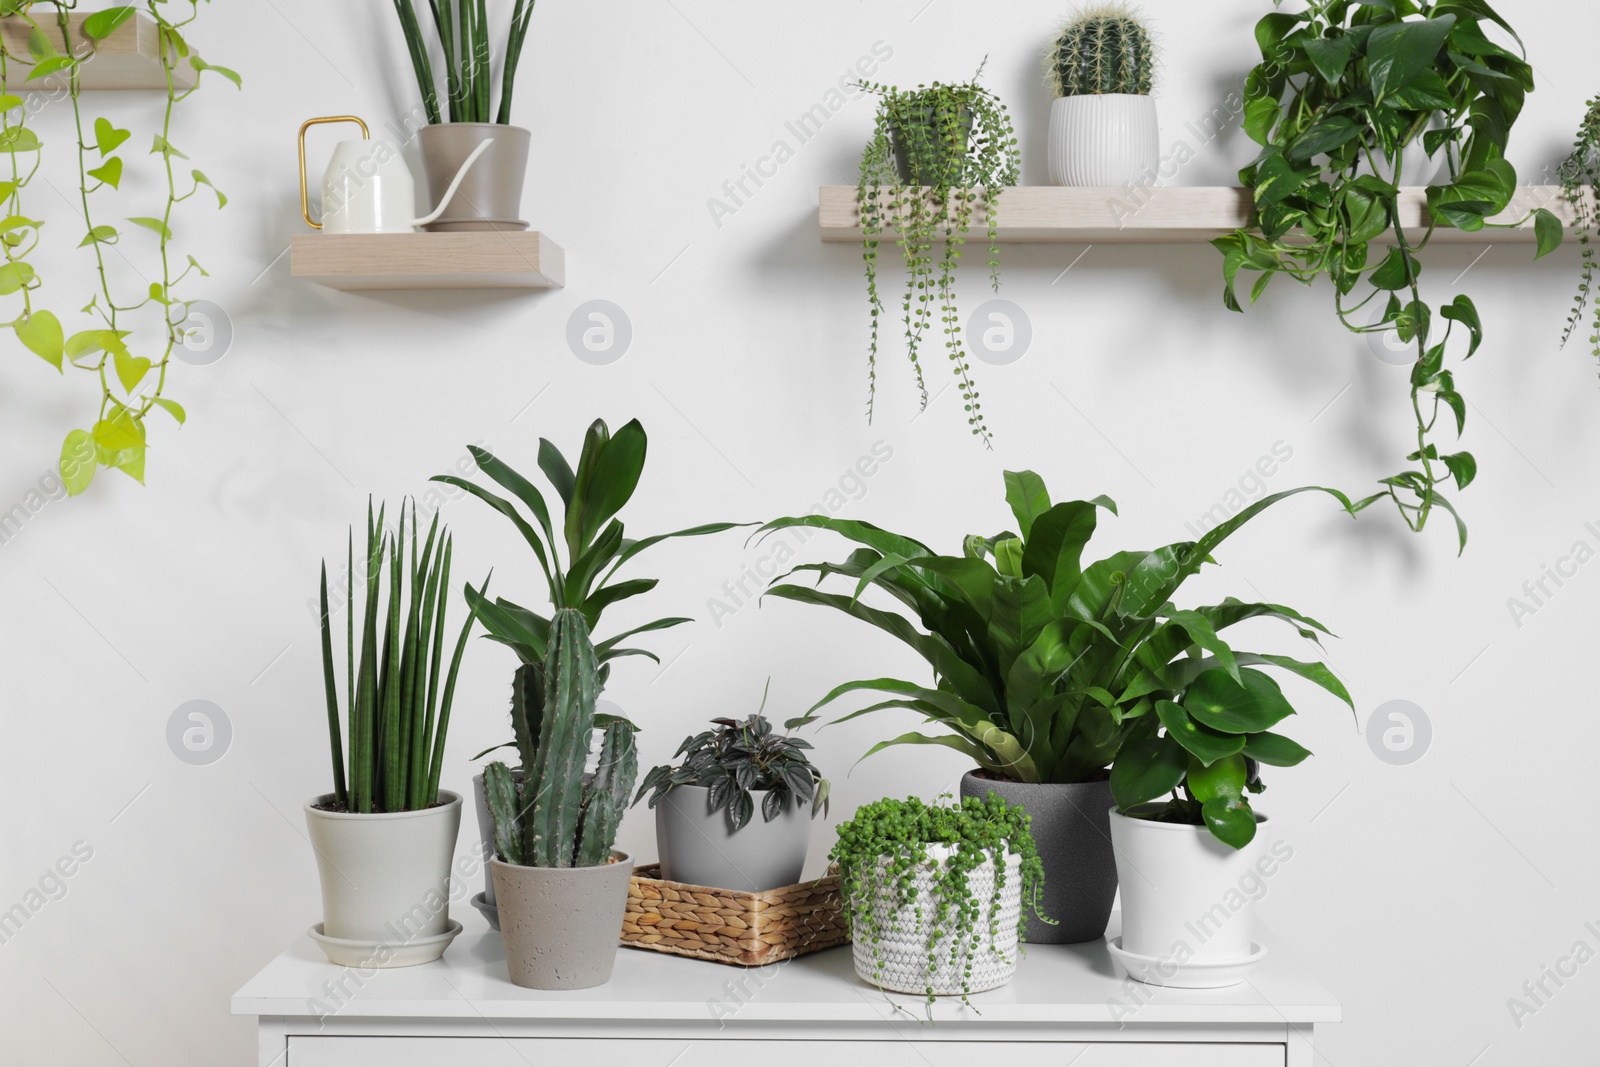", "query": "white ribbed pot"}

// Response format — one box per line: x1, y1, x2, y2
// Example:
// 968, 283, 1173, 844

1048, 94, 1160, 187
850, 843, 1021, 996
303, 791, 463, 966
1109, 806, 1266, 981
